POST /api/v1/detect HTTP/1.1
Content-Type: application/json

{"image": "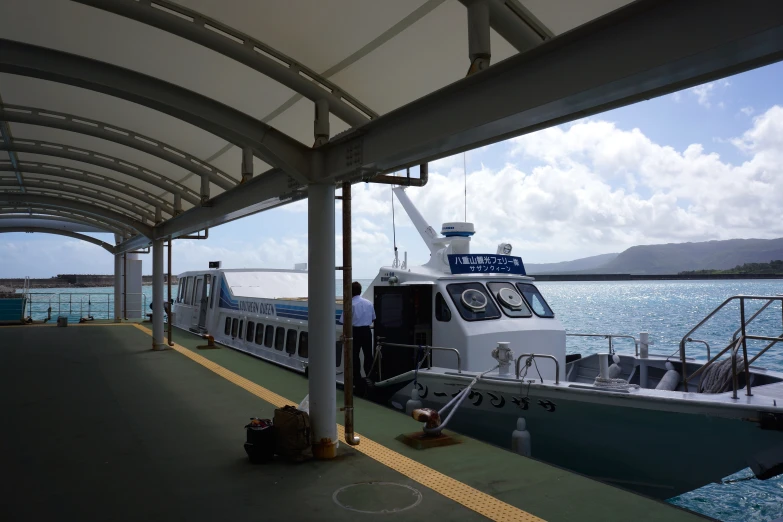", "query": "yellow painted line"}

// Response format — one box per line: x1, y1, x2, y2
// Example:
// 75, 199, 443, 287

130, 323, 544, 522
